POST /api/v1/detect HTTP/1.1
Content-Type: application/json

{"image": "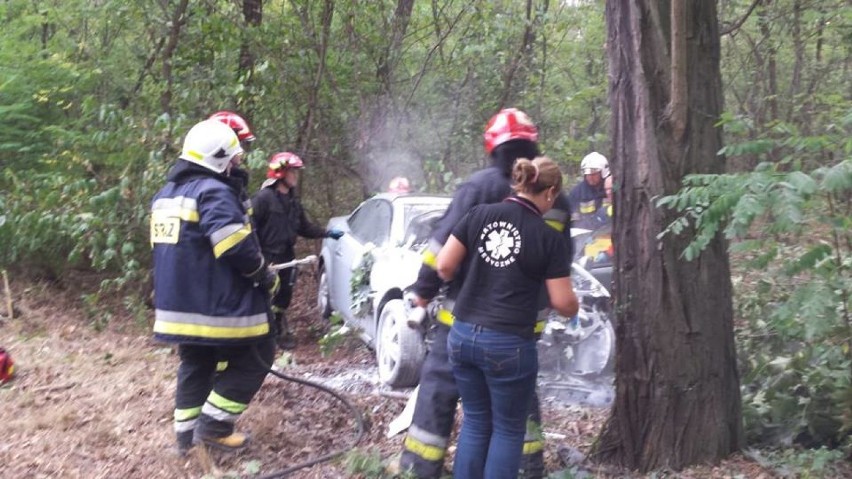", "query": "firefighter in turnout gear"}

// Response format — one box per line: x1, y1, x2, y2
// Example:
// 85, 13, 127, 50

251, 152, 344, 349
399, 109, 573, 478
151, 119, 278, 455
567, 151, 609, 229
